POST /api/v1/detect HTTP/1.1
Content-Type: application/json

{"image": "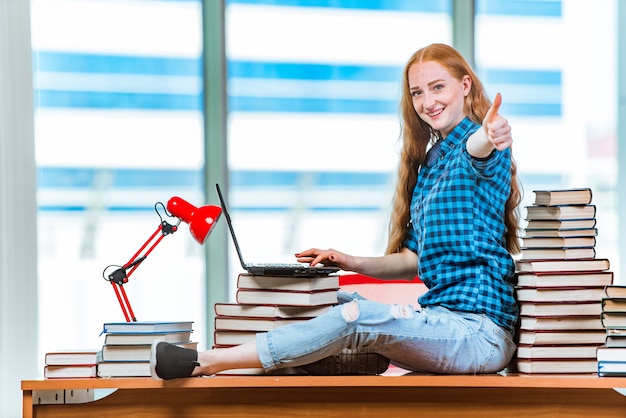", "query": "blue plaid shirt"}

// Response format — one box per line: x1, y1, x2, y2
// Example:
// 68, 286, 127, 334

403, 117, 518, 332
